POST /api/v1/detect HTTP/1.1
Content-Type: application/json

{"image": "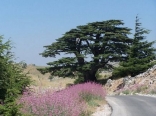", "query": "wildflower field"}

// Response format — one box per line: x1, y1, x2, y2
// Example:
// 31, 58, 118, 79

18, 82, 106, 116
